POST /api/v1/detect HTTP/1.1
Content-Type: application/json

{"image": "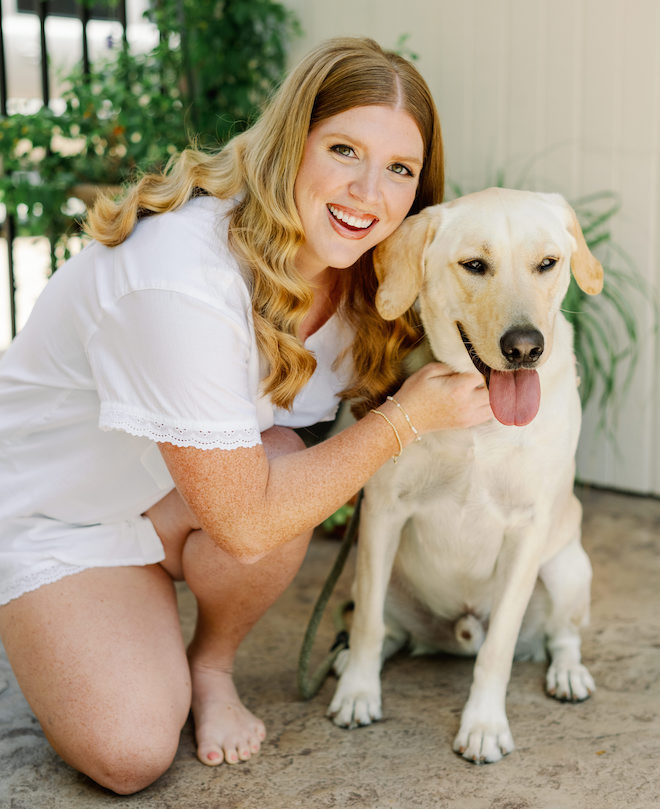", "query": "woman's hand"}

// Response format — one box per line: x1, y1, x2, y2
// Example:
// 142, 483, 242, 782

392, 362, 492, 436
